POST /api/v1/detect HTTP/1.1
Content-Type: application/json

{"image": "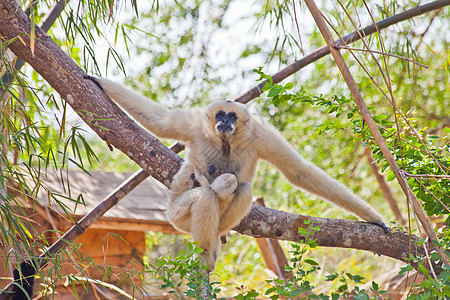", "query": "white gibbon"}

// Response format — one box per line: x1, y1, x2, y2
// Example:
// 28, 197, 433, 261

85, 76, 388, 272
